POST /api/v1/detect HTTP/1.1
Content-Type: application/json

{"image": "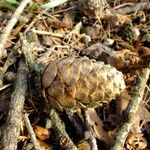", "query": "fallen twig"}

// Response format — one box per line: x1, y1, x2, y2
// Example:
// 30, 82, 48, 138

83, 109, 98, 150
24, 113, 41, 150
0, 0, 31, 59
0, 57, 28, 150
110, 68, 150, 150
115, 2, 150, 15
46, 107, 78, 150
65, 109, 86, 138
